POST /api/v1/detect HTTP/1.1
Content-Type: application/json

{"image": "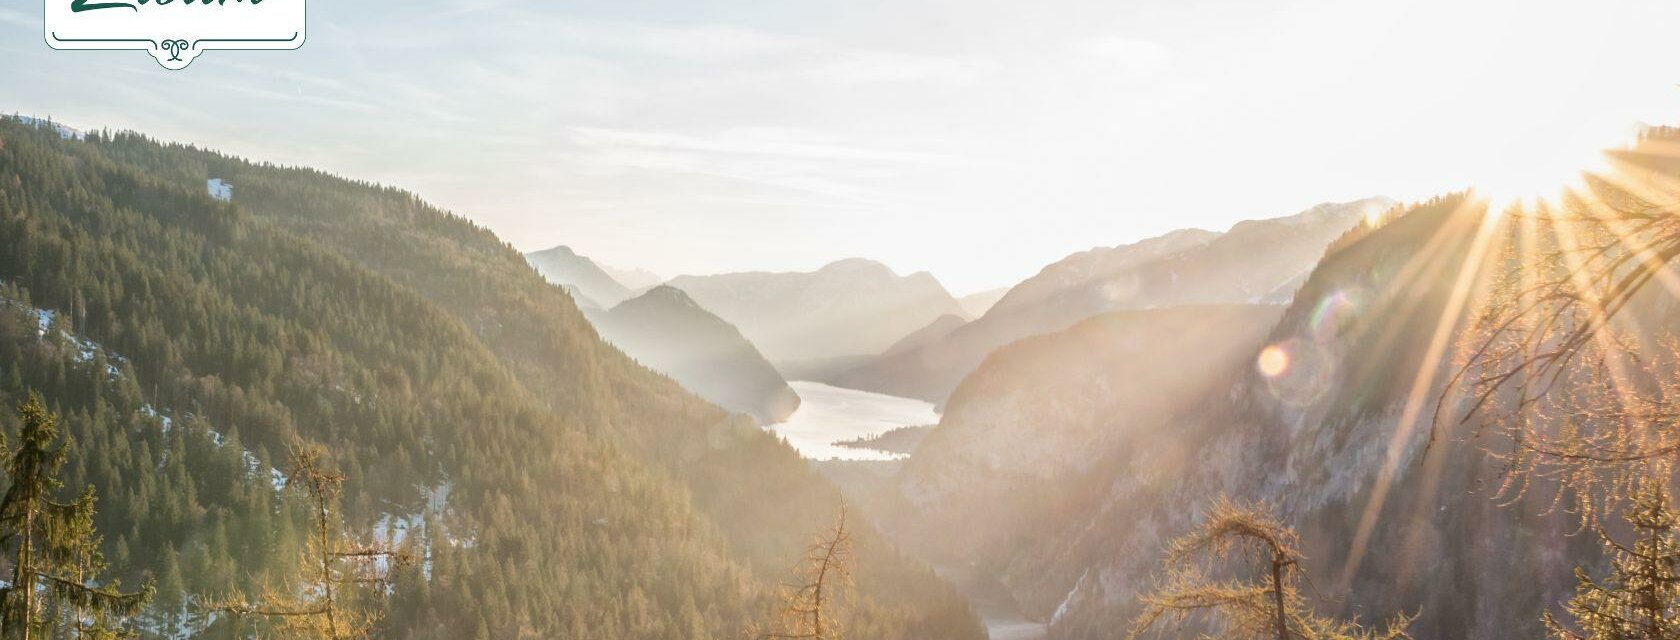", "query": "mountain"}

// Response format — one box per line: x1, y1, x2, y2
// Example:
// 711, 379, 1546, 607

957, 288, 1008, 318
882, 314, 968, 357
560, 283, 605, 311
590, 286, 801, 423
830, 198, 1393, 404
0, 118, 984, 639
987, 226, 1222, 315
524, 244, 635, 307
884, 304, 1283, 566
990, 195, 1516, 639
528, 243, 801, 423
854, 160, 1680, 639
601, 263, 664, 290
667, 258, 968, 363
